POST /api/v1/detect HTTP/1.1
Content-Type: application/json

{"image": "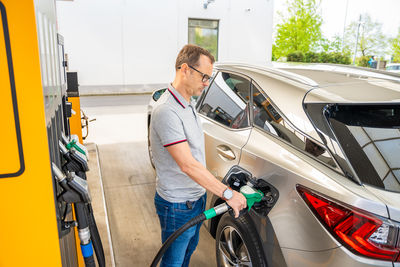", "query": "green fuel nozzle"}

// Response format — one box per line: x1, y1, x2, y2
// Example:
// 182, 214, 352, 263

203, 185, 265, 220
66, 139, 87, 156
240, 185, 264, 211
61, 133, 89, 159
